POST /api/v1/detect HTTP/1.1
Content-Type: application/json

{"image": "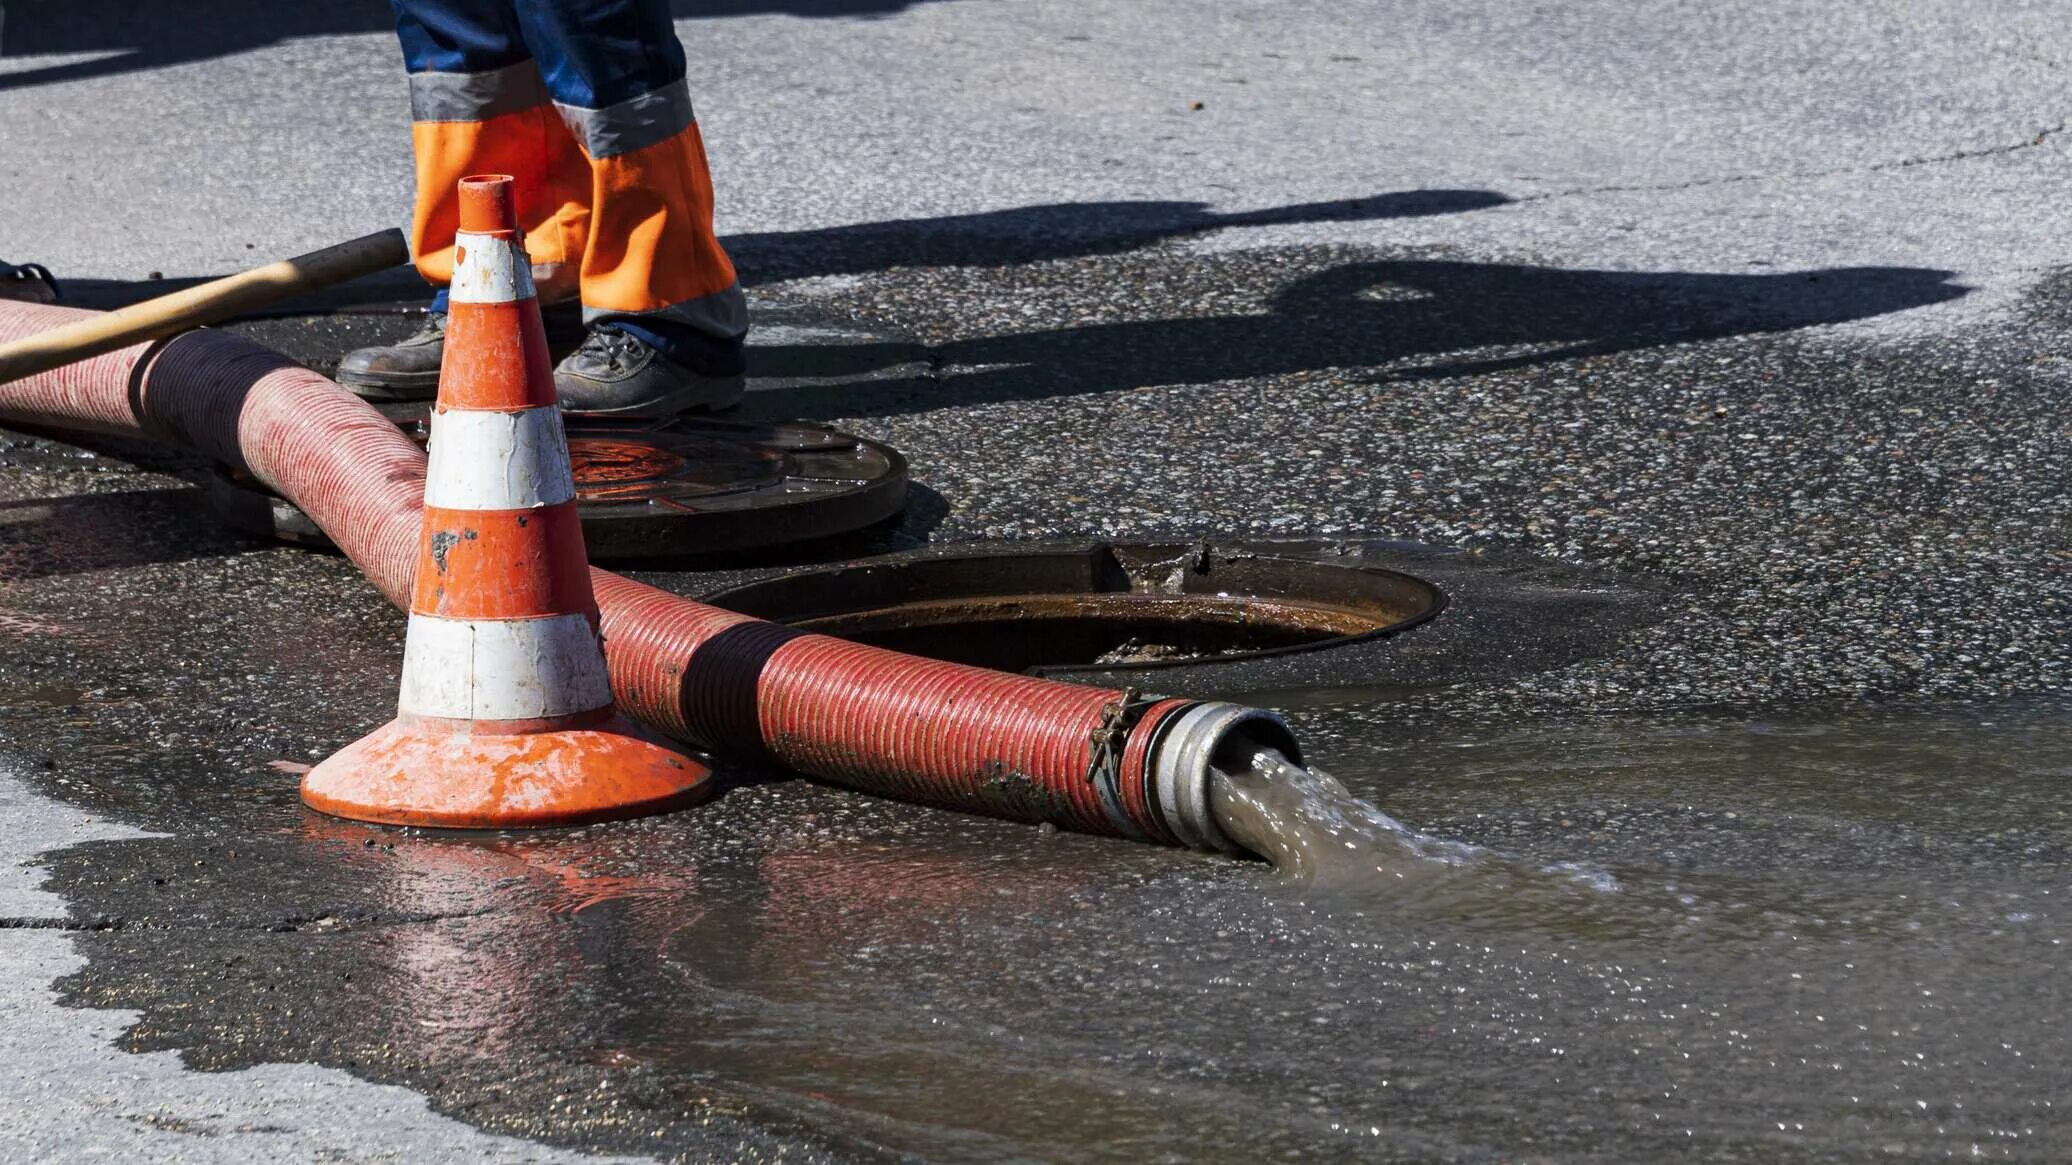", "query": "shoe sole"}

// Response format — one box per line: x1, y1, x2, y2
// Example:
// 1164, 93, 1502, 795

339, 332, 592, 402
558, 375, 747, 420
335, 368, 441, 402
